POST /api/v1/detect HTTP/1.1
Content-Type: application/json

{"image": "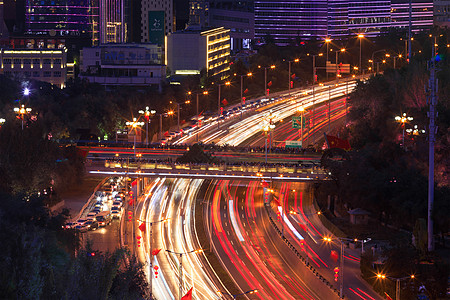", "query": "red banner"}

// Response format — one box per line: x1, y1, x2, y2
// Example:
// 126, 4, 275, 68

181, 287, 193, 300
